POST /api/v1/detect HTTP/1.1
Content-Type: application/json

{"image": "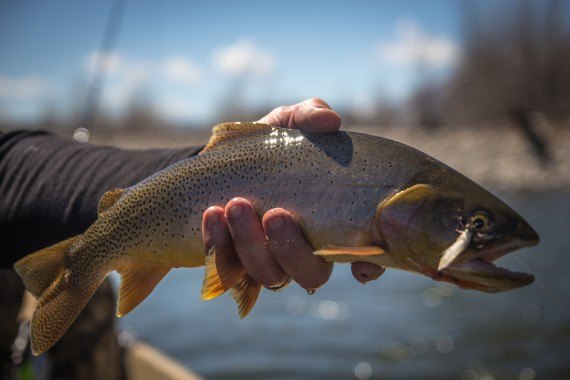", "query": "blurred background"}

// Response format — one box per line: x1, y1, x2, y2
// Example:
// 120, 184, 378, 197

1, 1, 569, 379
